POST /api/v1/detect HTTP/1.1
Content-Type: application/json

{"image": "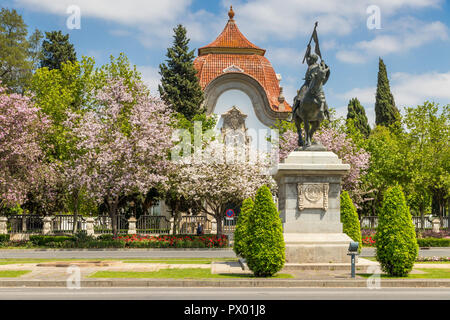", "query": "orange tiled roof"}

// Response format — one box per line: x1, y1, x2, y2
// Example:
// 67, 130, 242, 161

194, 54, 291, 112
194, 6, 291, 113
